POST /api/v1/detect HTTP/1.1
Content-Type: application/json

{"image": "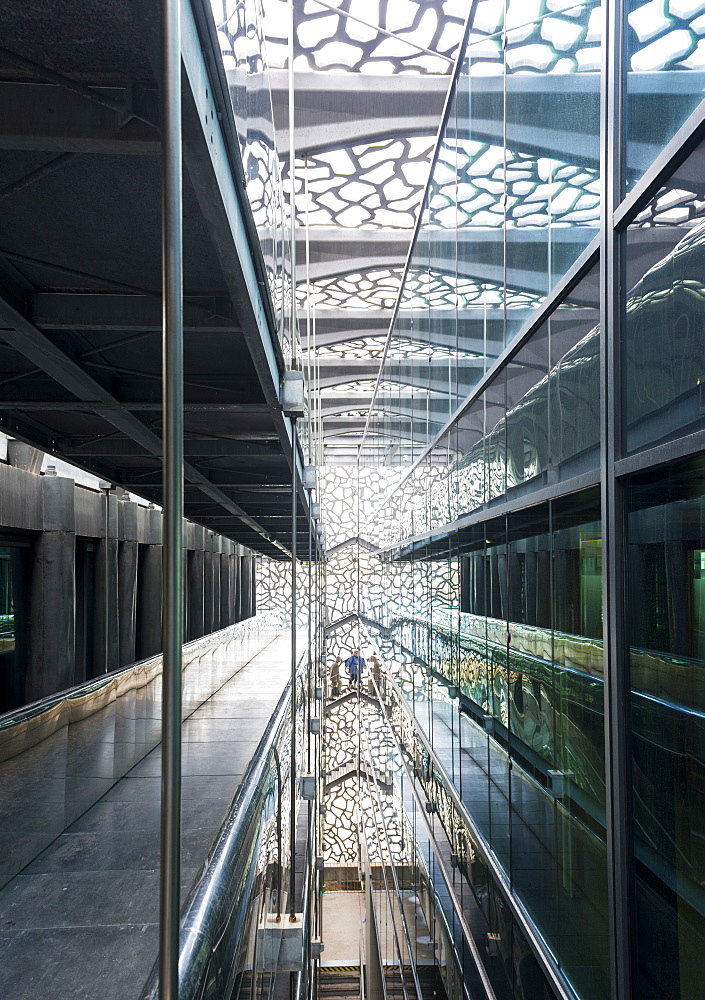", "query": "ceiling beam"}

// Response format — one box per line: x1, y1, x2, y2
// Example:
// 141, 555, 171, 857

0, 291, 286, 552
28, 292, 239, 331
0, 81, 160, 154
